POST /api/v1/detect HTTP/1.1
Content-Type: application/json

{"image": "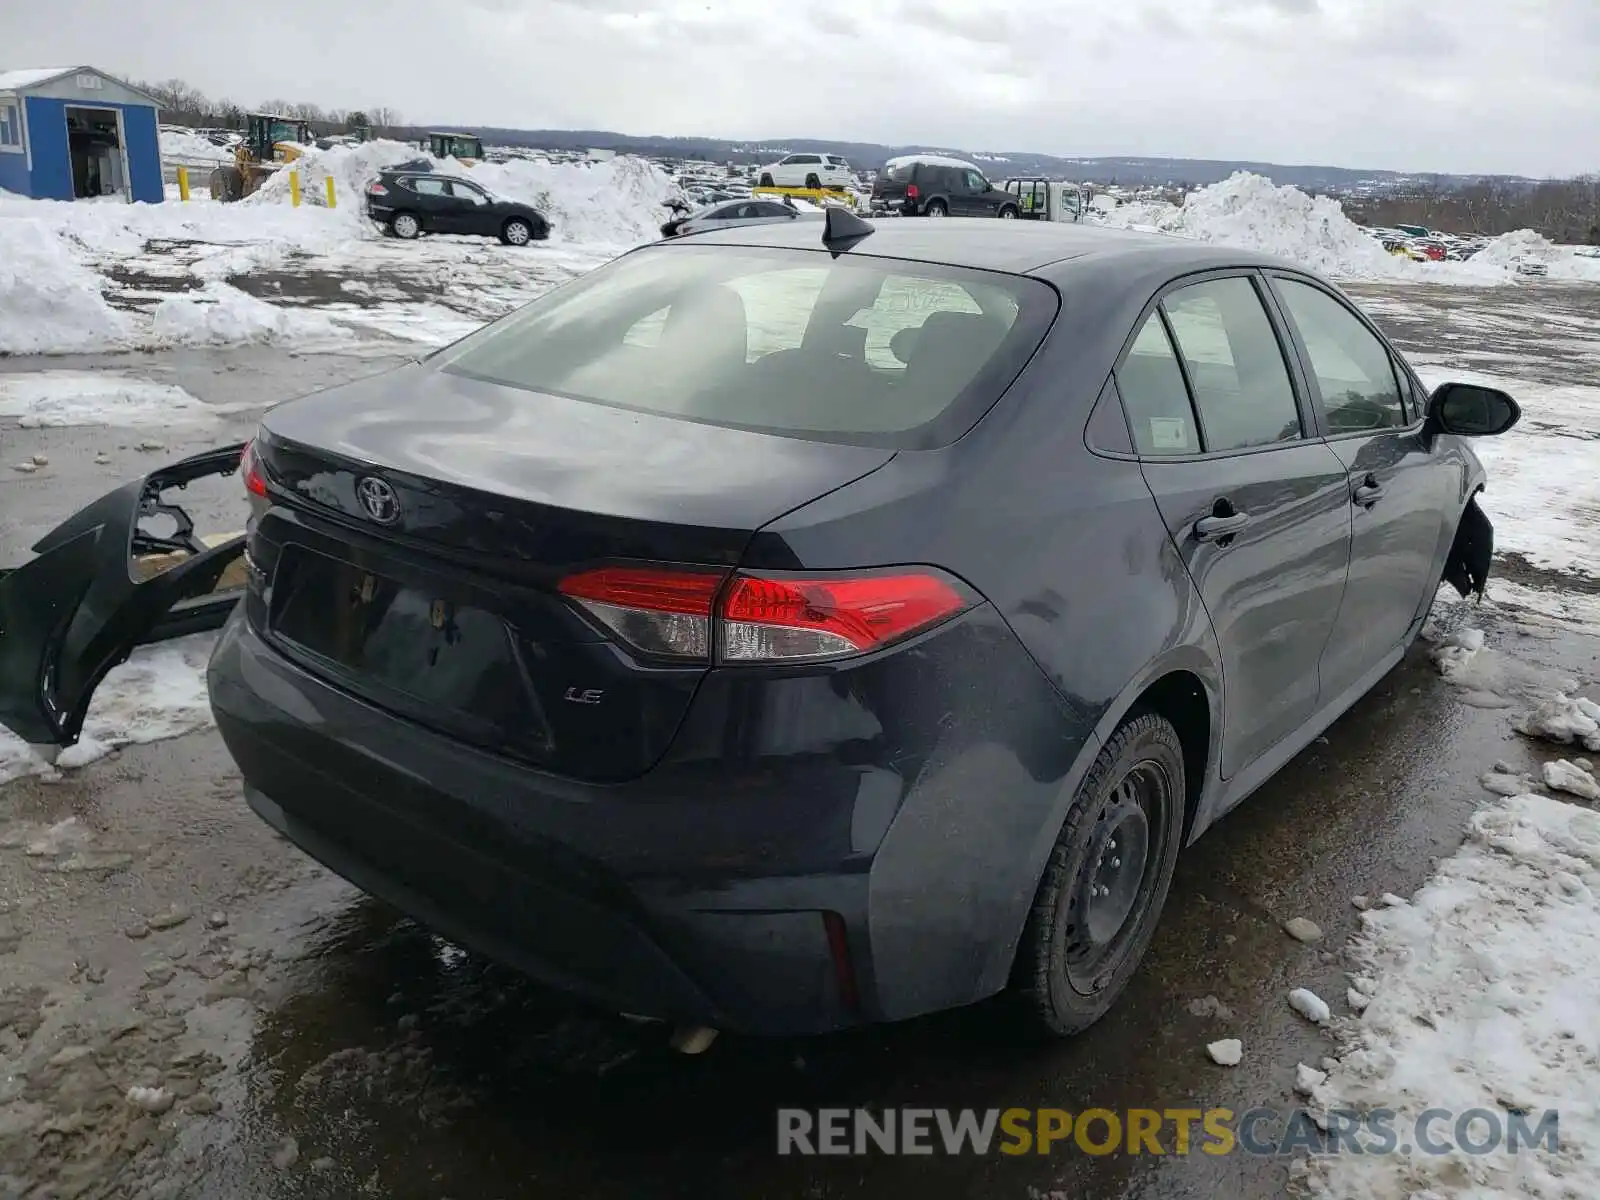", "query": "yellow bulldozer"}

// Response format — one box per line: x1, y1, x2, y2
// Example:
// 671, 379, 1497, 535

209, 113, 313, 202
